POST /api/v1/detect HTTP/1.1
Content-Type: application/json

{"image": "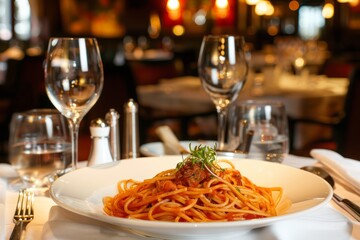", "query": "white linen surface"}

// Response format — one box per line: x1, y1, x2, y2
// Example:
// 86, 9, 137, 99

40, 205, 357, 240
1, 153, 360, 240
